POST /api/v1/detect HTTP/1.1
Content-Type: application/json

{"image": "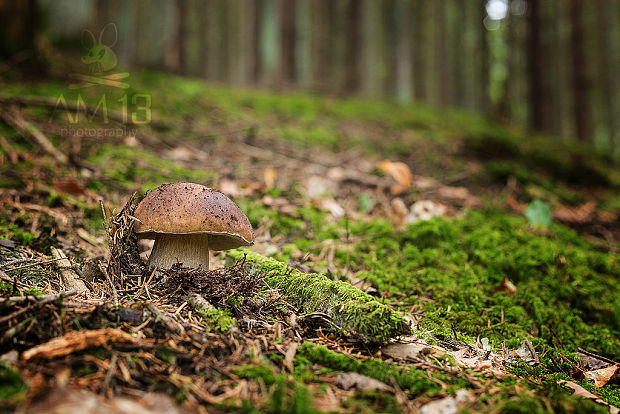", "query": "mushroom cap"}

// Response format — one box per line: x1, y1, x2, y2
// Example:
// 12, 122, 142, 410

133, 182, 254, 251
